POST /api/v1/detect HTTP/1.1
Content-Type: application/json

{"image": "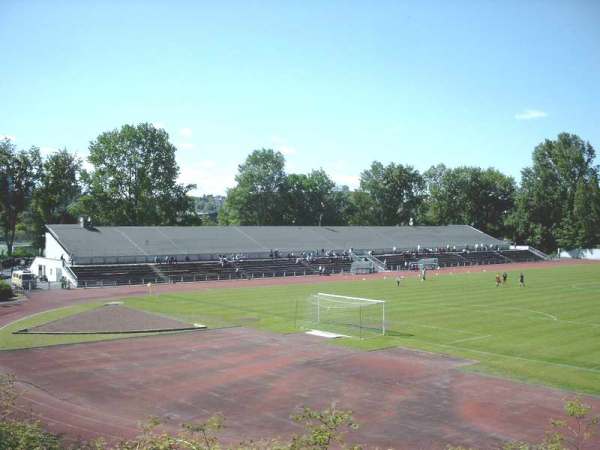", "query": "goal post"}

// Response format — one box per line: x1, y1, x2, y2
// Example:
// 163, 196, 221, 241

295, 292, 386, 338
